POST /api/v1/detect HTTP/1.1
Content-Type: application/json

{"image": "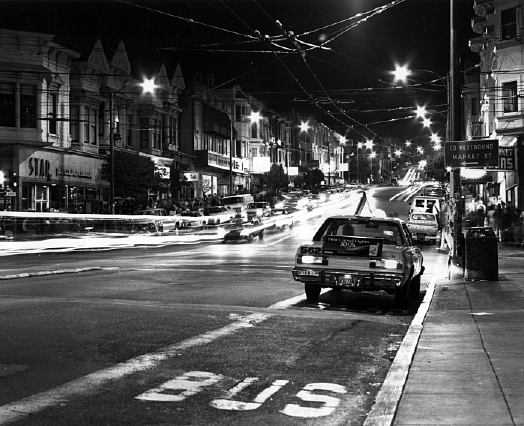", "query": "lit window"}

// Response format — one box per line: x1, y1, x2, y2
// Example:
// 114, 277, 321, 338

502, 81, 518, 113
